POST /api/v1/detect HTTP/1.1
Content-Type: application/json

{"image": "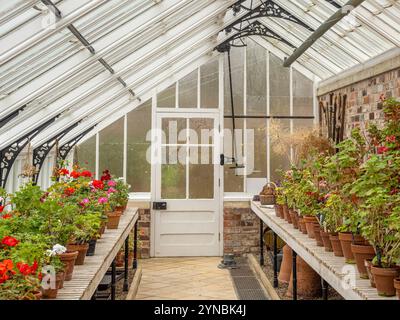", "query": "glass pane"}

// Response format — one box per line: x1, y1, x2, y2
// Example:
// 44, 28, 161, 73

99, 117, 124, 179
224, 47, 244, 115
223, 119, 244, 192
247, 39, 267, 116
157, 84, 176, 108
270, 53, 290, 116
200, 58, 219, 109
75, 135, 96, 174
293, 69, 314, 116
189, 147, 213, 199
161, 146, 186, 199
127, 99, 152, 192
246, 119, 267, 178
162, 118, 187, 144
179, 69, 198, 108
270, 119, 291, 183
189, 118, 214, 145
